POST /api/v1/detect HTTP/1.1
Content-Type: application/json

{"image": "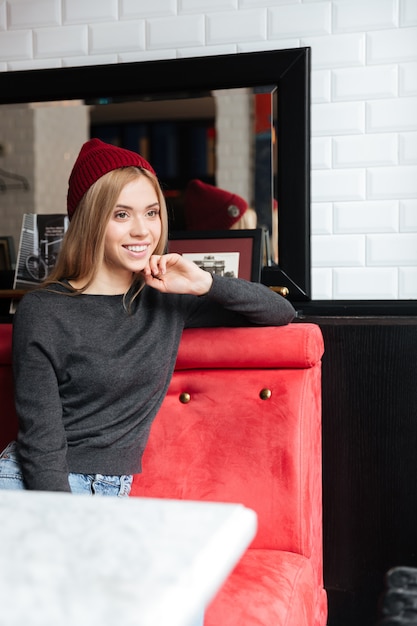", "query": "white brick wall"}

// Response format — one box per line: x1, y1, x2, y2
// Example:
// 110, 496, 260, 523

0, 0, 416, 300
